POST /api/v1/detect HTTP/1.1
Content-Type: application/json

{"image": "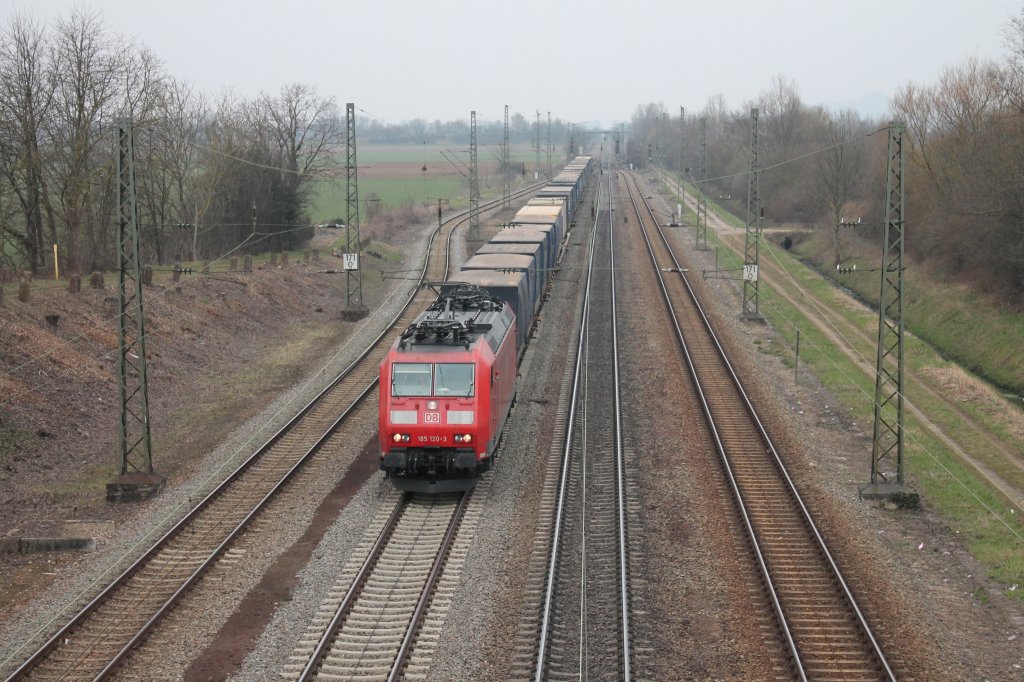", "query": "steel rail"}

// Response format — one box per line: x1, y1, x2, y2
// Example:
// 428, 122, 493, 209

386, 492, 469, 681
622, 173, 804, 679
609, 174, 631, 682
295, 492, 468, 681
5, 184, 542, 682
296, 494, 411, 681
534, 177, 604, 682
624, 172, 895, 680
